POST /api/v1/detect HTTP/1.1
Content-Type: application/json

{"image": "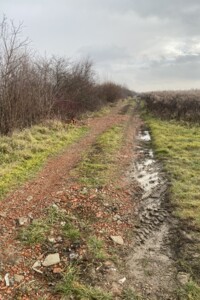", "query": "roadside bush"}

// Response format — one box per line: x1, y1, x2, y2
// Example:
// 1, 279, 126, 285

141, 90, 200, 122
0, 17, 133, 135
